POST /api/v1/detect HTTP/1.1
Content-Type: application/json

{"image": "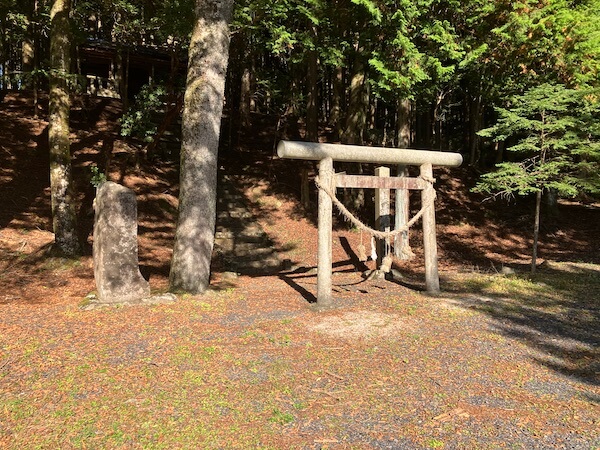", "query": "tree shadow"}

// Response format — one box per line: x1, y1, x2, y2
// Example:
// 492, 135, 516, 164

277, 236, 380, 304
446, 263, 600, 388
0, 106, 51, 231
279, 273, 317, 303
